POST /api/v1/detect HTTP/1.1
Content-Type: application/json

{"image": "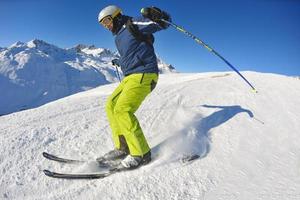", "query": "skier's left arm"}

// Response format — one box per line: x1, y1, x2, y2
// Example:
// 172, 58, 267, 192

133, 7, 171, 34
